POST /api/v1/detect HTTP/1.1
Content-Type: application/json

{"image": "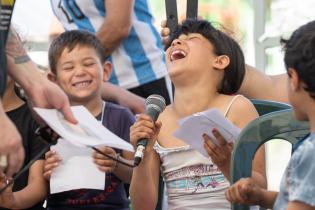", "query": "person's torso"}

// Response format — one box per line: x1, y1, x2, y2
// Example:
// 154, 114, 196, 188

273, 133, 315, 209
152, 96, 245, 210
47, 102, 134, 210
154, 142, 230, 210
50, 0, 167, 89
5, 103, 46, 210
